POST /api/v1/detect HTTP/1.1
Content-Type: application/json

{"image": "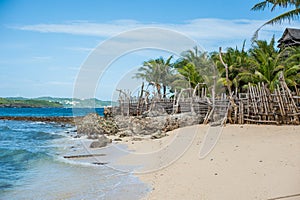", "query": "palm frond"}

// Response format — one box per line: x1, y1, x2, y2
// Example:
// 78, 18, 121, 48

251, 1, 269, 11
263, 8, 300, 25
